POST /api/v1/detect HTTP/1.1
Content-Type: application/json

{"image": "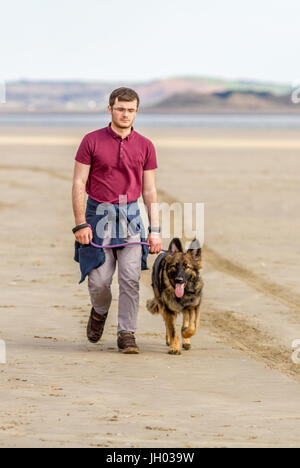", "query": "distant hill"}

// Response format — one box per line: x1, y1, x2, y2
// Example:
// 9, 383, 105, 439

0, 76, 295, 113
145, 89, 296, 113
